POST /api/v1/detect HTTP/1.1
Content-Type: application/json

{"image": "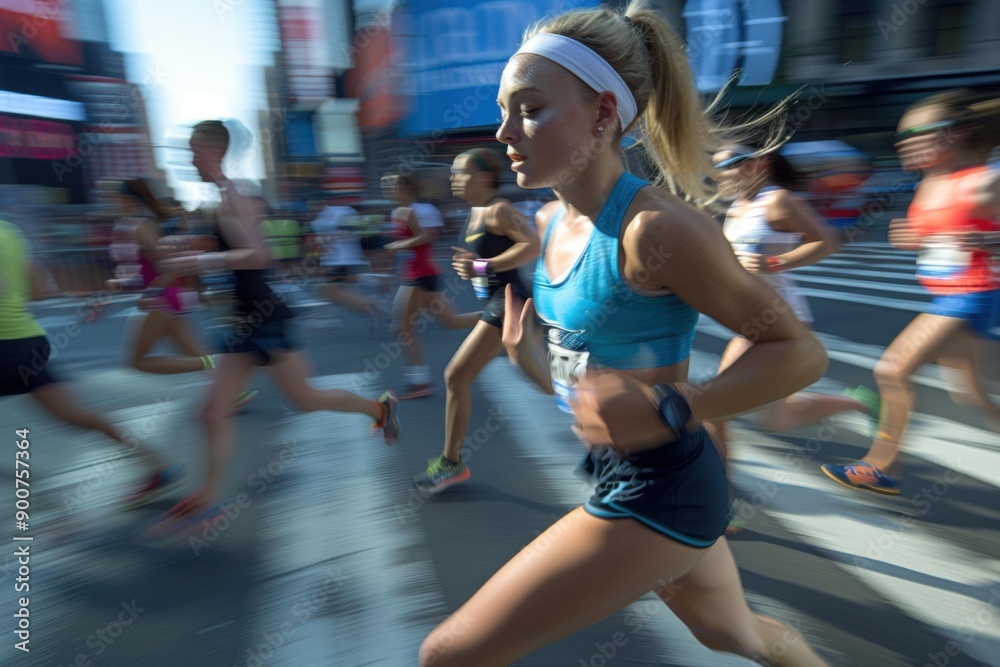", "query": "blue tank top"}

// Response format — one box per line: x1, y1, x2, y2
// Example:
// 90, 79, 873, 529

533, 172, 699, 412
